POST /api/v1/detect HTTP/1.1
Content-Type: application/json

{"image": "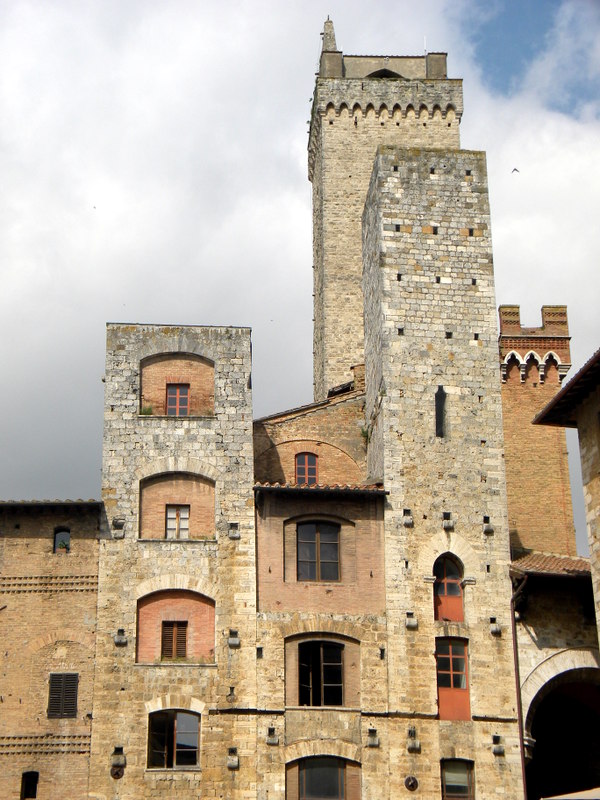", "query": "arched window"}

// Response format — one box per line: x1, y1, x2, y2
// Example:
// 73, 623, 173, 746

441, 759, 474, 799
295, 452, 318, 485
433, 554, 464, 621
147, 710, 199, 769
140, 353, 214, 416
